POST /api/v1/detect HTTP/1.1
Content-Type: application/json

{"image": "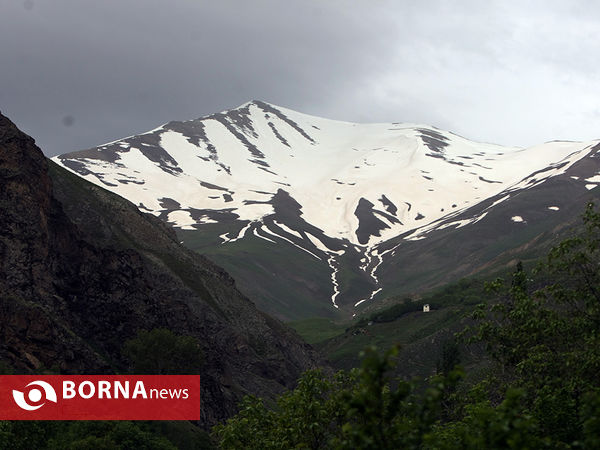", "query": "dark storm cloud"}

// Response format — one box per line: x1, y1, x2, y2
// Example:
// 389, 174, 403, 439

0, 0, 395, 155
1, 0, 599, 156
